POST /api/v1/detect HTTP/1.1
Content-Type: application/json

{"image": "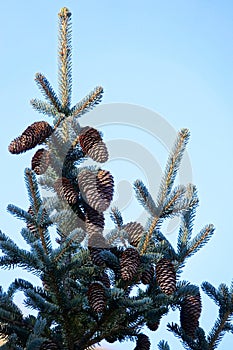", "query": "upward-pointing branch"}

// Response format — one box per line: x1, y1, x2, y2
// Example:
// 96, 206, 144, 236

58, 7, 72, 110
